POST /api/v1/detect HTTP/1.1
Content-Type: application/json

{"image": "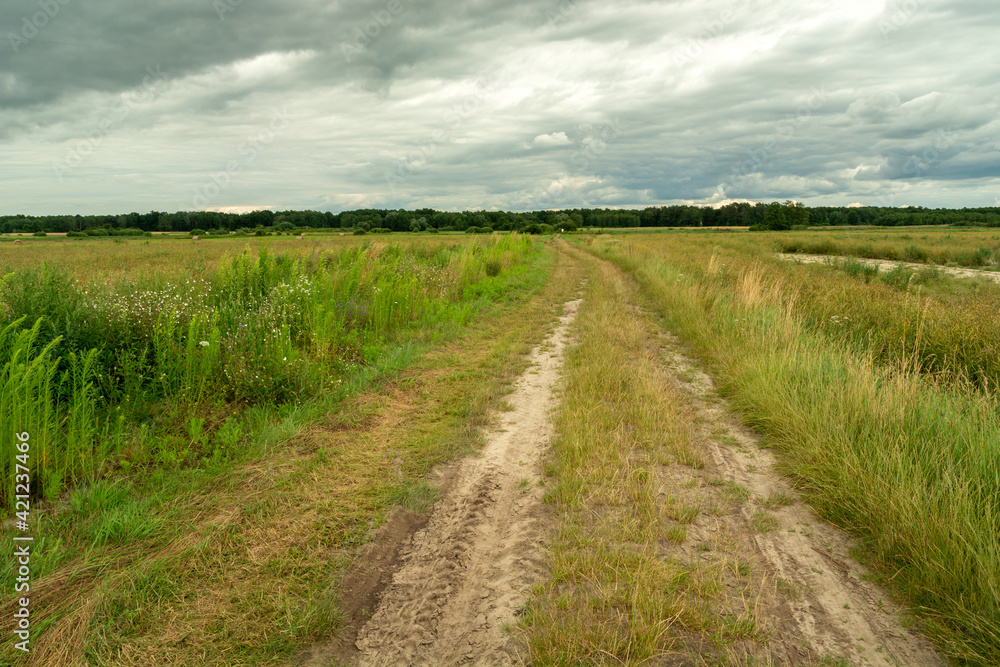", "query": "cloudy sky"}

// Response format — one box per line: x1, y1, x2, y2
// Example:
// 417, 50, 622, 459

1, 0, 998, 215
